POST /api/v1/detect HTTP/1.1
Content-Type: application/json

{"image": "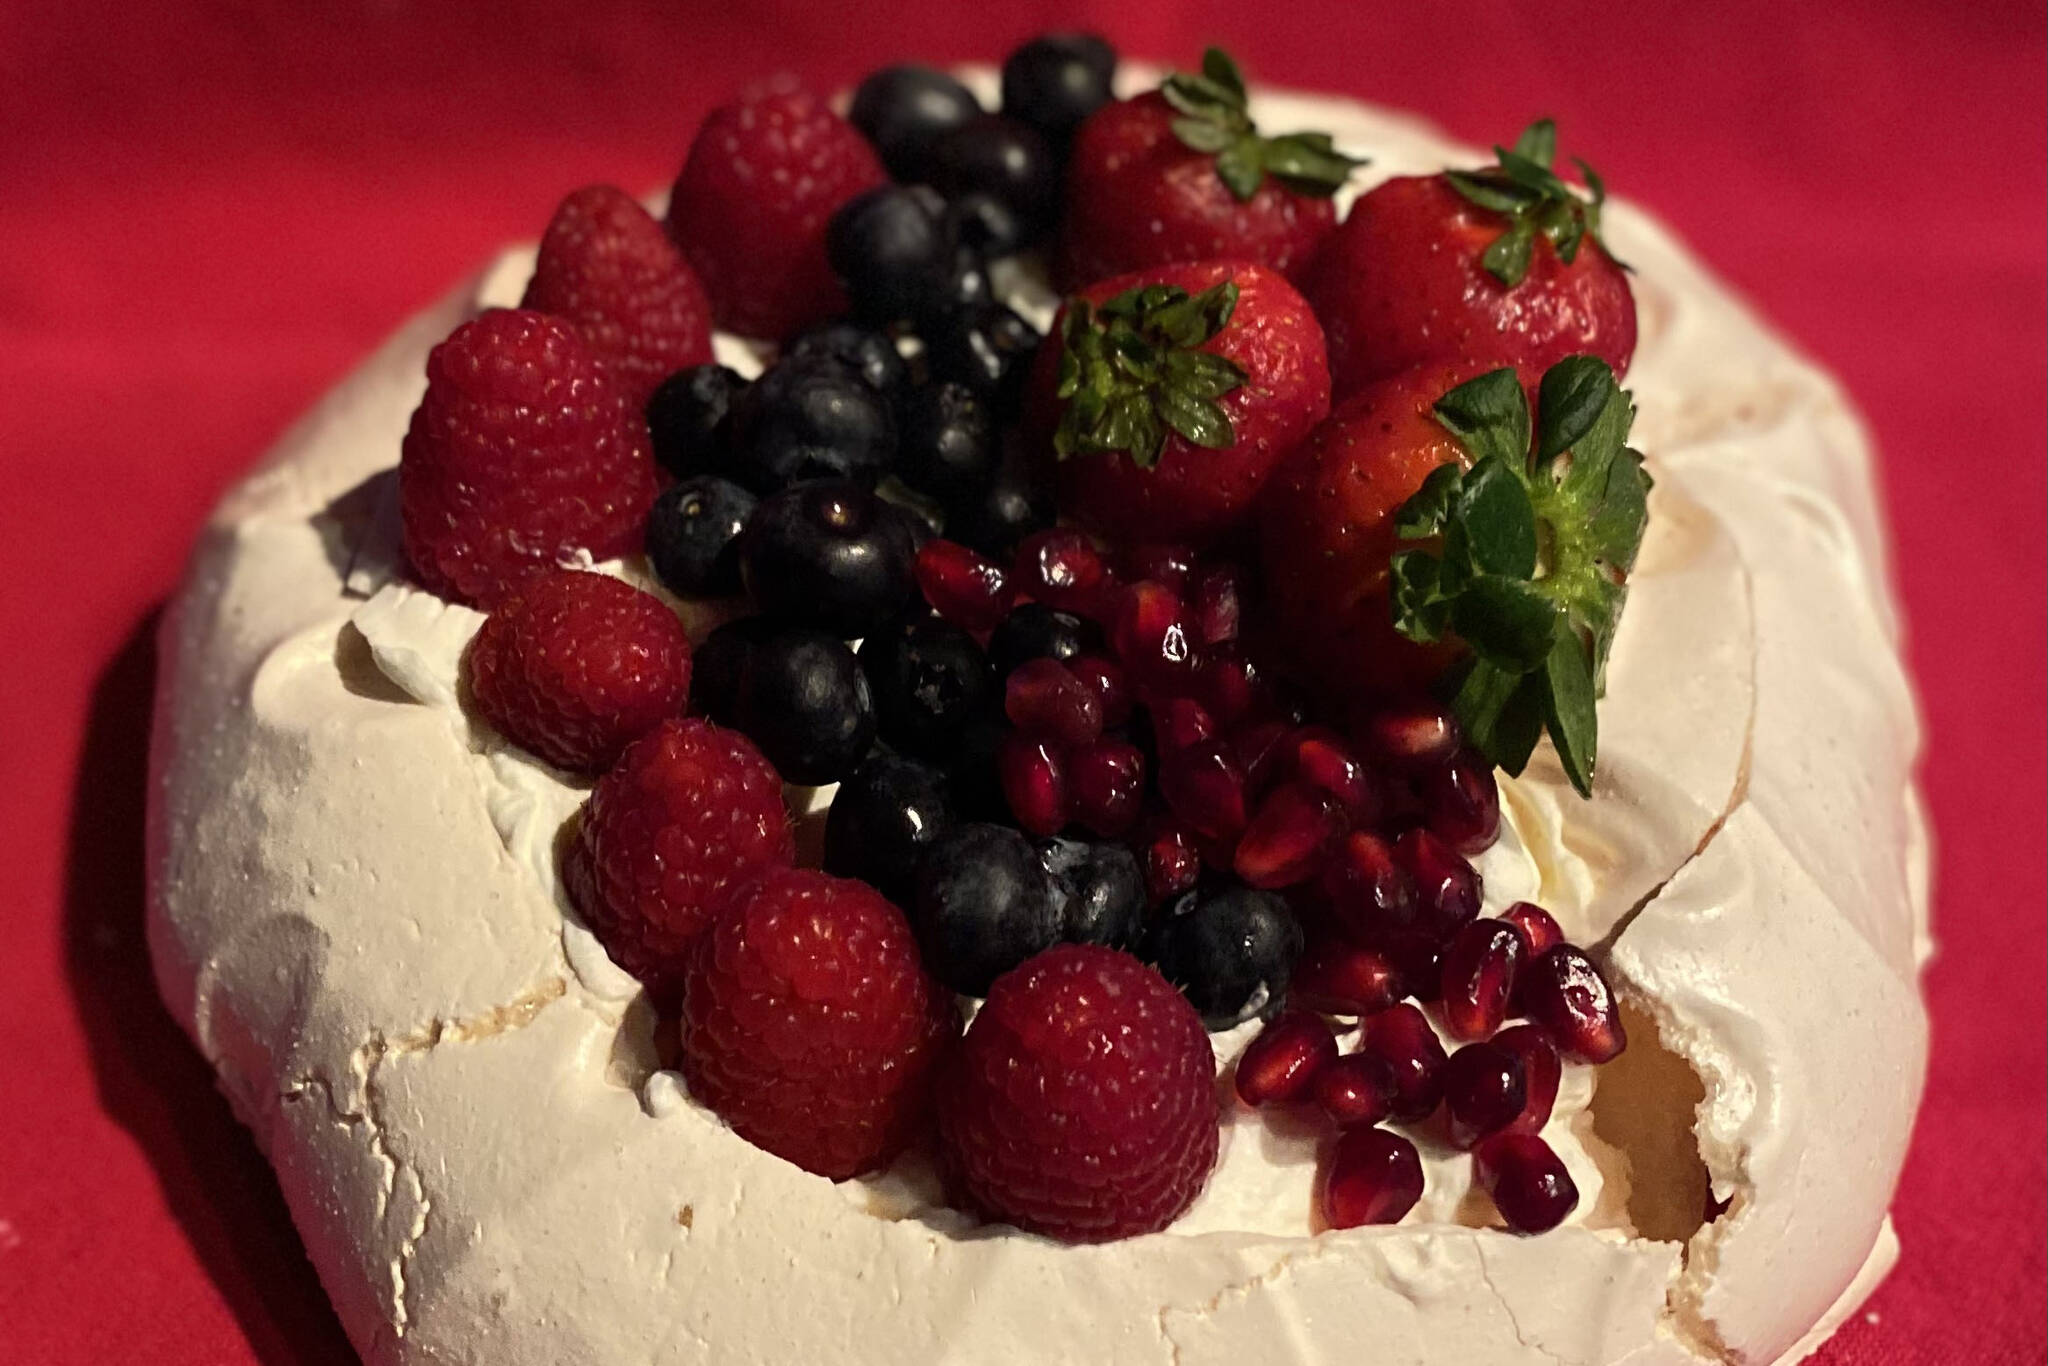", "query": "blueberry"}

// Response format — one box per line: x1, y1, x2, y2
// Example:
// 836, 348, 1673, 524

944, 193, 1028, 260
646, 476, 756, 598
646, 364, 745, 479
1000, 33, 1117, 145
858, 616, 994, 760
785, 321, 910, 406
848, 65, 984, 183
913, 246, 995, 327
728, 624, 876, 786
1147, 886, 1305, 1029
823, 753, 954, 904
923, 303, 1040, 420
725, 354, 897, 492
987, 602, 1099, 680
897, 381, 997, 501
688, 614, 777, 724
912, 822, 1067, 995
1039, 838, 1146, 950
826, 186, 950, 329
930, 115, 1060, 238
942, 460, 1054, 559
739, 481, 919, 637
